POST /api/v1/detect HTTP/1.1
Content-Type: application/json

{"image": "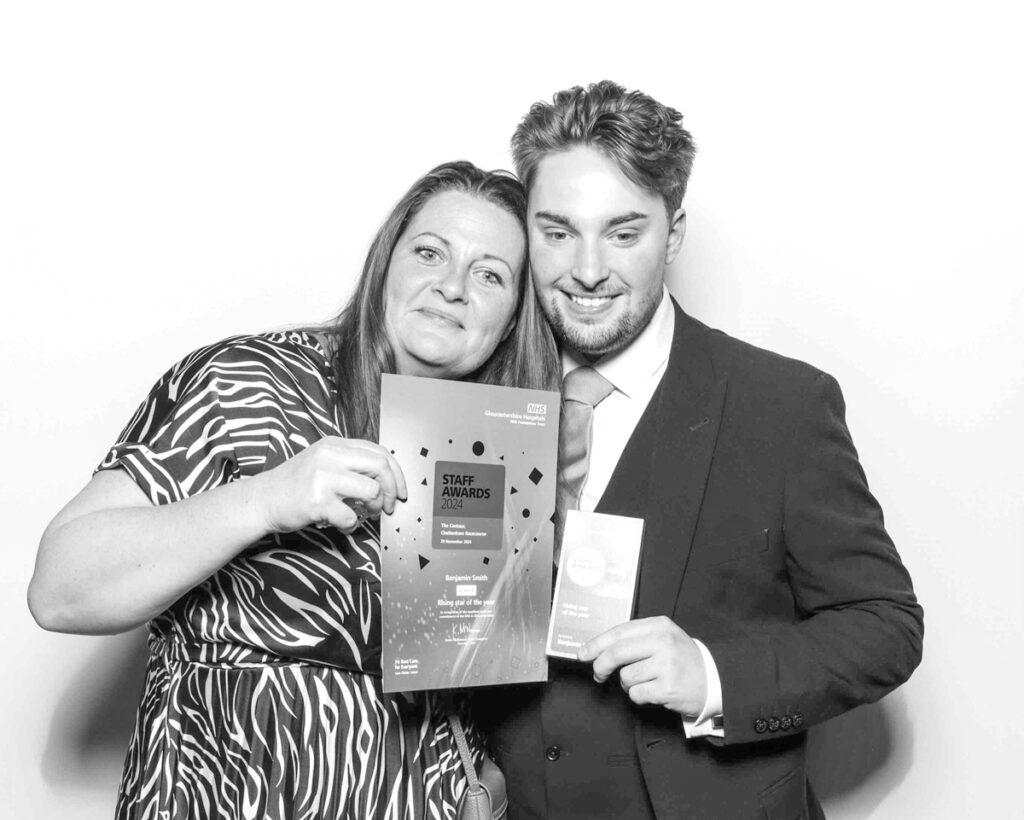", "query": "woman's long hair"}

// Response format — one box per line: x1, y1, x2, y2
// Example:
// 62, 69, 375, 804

322, 161, 559, 441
